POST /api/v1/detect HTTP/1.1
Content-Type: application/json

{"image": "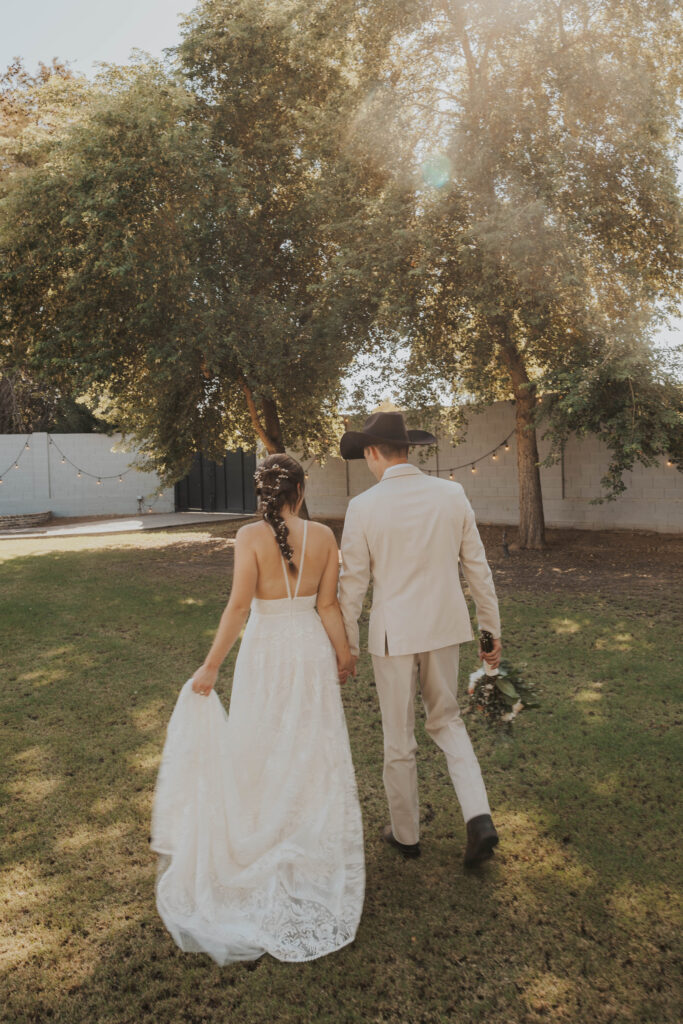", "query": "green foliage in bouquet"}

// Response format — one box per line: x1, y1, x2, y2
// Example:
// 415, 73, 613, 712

465, 660, 538, 728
